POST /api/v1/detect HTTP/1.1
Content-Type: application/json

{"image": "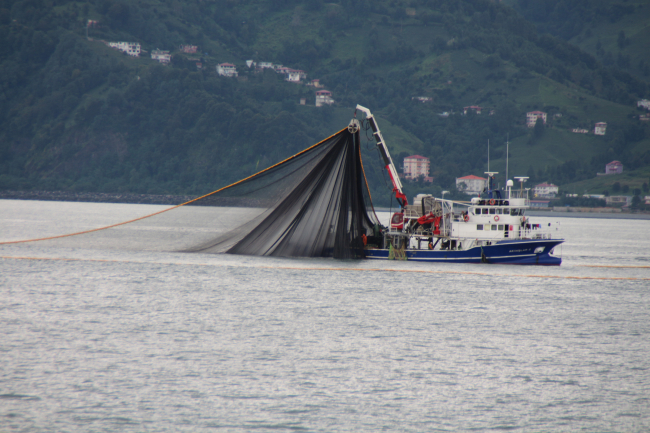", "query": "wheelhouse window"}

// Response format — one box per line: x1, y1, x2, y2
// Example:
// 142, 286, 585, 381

477, 224, 483, 230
